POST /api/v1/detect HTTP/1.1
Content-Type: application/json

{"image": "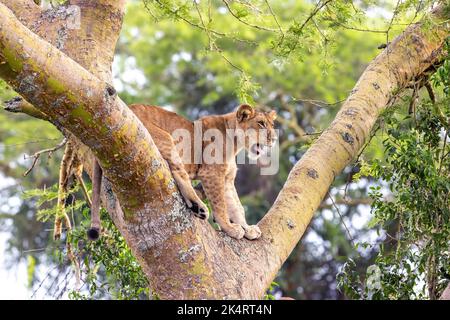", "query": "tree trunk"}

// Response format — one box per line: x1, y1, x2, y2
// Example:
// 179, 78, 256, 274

0, 1, 448, 299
